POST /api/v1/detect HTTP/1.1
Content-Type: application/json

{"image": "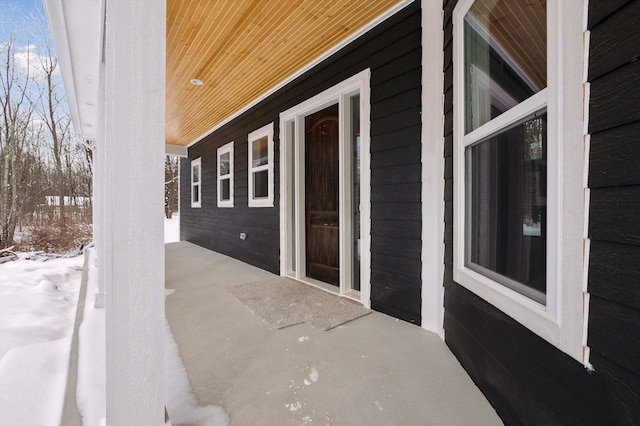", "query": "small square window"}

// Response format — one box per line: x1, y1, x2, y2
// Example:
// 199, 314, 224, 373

217, 142, 234, 207
248, 123, 274, 207
191, 158, 201, 208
